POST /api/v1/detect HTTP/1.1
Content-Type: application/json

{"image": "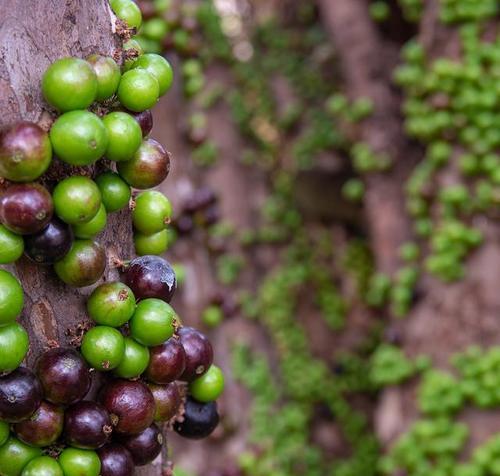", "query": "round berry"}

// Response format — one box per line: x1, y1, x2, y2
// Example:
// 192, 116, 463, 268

95, 172, 131, 213
42, 57, 97, 112
148, 382, 181, 422
86, 55, 121, 101
189, 365, 224, 402
132, 190, 171, 235
102, 112, 142, 162
129, 298, 175, 346
117, 424, 162, 466
0, 437, 42, 476
0, 225, 24, 264
54, 239, 106, 287
0, 323, 29, 374
178, 327, 213, 382
132, 54, 173, 95
114, 337, 150, 379
145, 337, 186, 384
110, 0, 143, 29
130, 109, 153, 137
58, 448, 101, 476
97, 444, 134, 476
81, 326, 125, 371
87, 282, 136, 327
14, 401, 64, 447
117, 69, 159, 112
134, 229, 168, 256
21, 456, 63, 476
24, 218, 73, 265
49, 111, 108, 166
53, 176, 101, 225
173, 397, 219, 440
0, 122, 52, 182
0, 269, 24, 325
73, 204, 107, 239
